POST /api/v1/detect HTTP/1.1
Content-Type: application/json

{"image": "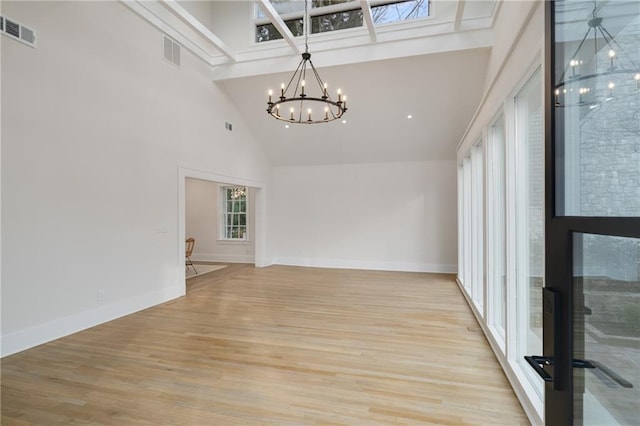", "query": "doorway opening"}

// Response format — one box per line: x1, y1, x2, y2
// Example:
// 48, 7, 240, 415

178, 167, 266, 295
